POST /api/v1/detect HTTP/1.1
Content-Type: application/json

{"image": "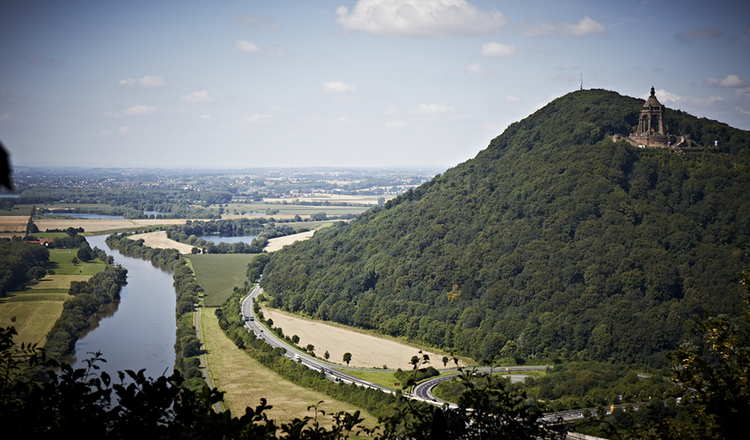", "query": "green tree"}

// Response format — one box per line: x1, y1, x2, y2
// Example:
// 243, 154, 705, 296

27, 266, 47, 281
380, 369, 563, 439
0, 326, 372, 439
343, 352, 352, 366
648, 267, 750, 440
